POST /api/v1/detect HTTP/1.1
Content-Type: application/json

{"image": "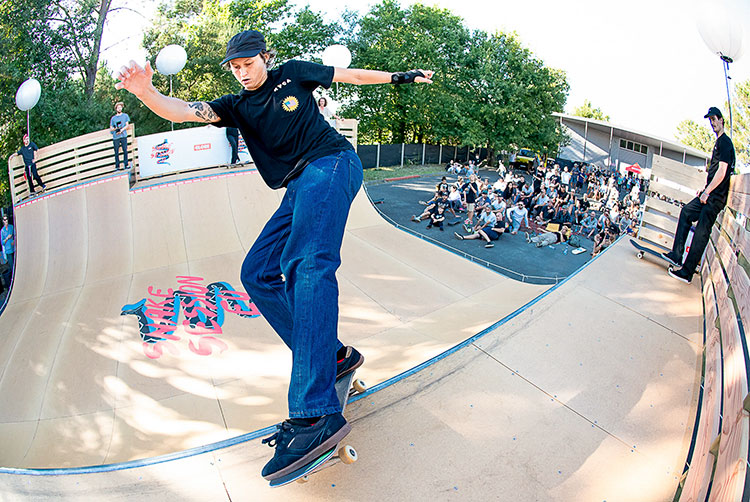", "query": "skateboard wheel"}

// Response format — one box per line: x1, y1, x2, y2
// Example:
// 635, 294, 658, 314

297, 475, 309, 484
339, 445, 357, 464
636, 251, 643, 259
352, 379, 367, 393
